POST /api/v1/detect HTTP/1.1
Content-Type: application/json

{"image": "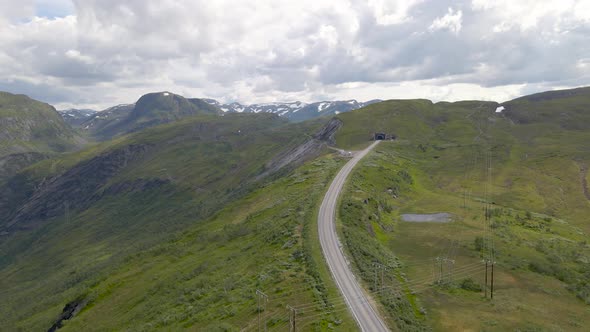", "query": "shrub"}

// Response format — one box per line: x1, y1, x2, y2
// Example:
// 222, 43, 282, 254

460, 278, 482, 292
474, 236, 484, 252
